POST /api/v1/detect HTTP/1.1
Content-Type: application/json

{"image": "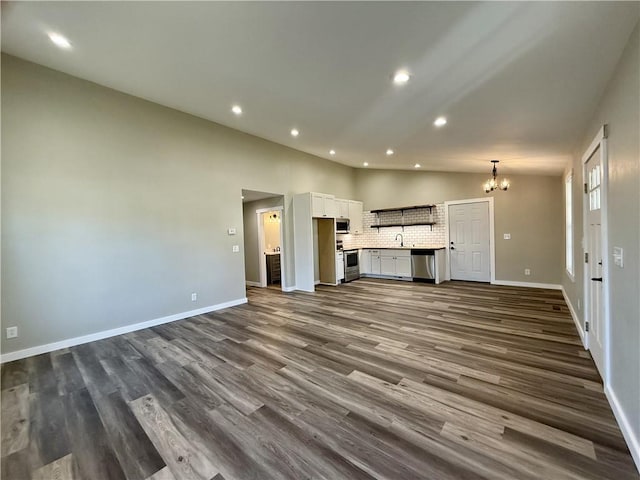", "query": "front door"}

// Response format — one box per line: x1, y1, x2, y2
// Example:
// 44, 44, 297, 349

586, 147, 605, 377
449, 202, 491, 282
